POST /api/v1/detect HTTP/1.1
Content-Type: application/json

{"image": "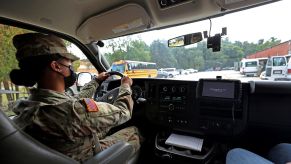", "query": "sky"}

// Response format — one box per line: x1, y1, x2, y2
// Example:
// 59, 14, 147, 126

69, 0, 291, 58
